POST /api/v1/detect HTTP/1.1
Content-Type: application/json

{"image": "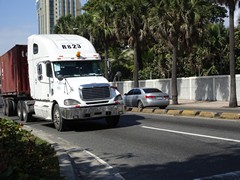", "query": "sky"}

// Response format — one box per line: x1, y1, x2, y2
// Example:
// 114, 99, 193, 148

0, 0, 87, 56
0, 0, 38, 55
0, 0, 238, 56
